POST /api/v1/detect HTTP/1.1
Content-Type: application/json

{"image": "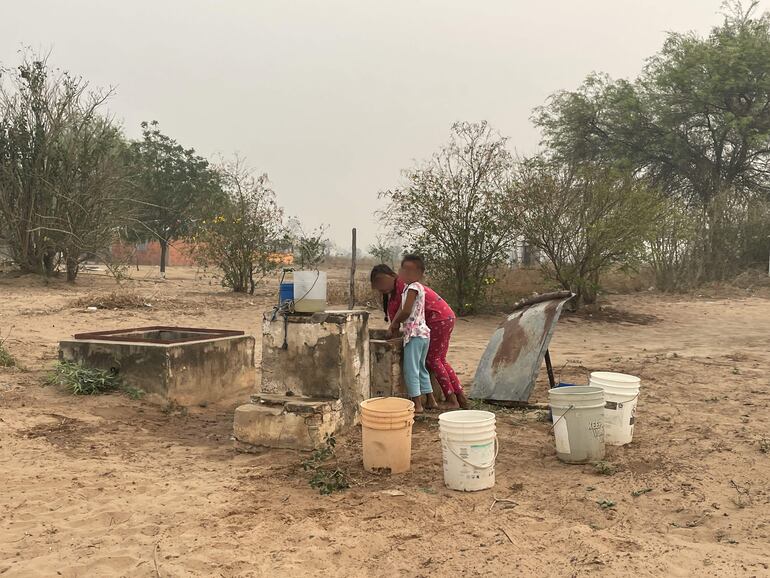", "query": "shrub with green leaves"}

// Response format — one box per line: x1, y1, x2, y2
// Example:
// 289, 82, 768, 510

0, 343, 16, 367
47, 361, 122, 395
301, 434, 350, 495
